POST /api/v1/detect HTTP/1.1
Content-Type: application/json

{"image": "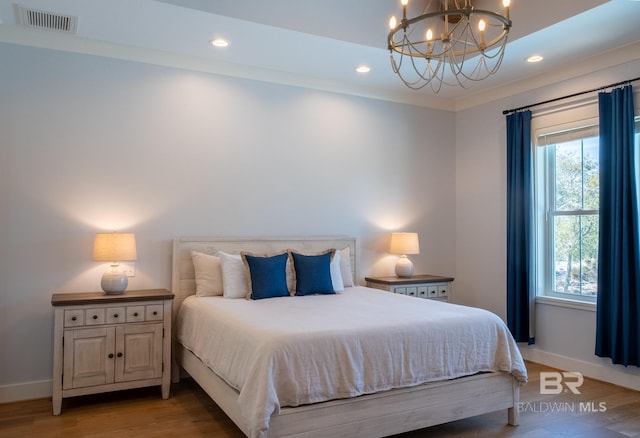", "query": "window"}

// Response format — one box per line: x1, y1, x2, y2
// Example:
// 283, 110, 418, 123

533, 98, 640, 305
535, 119, 599, 303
